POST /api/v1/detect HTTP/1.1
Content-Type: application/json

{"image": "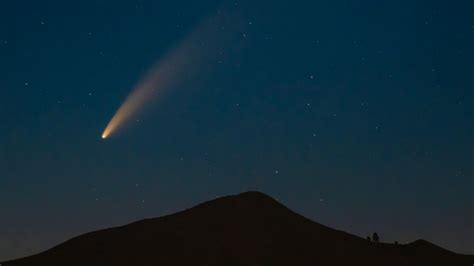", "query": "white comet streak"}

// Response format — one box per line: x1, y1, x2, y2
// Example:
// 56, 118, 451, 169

101, 17, 222, 139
